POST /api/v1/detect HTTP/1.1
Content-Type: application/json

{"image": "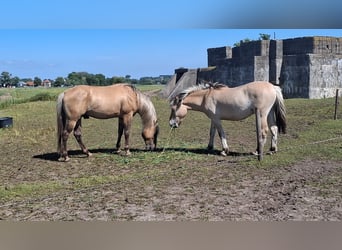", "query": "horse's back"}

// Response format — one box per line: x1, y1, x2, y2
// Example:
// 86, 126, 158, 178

210, 81, 277, 120
62, 84, 138, 119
